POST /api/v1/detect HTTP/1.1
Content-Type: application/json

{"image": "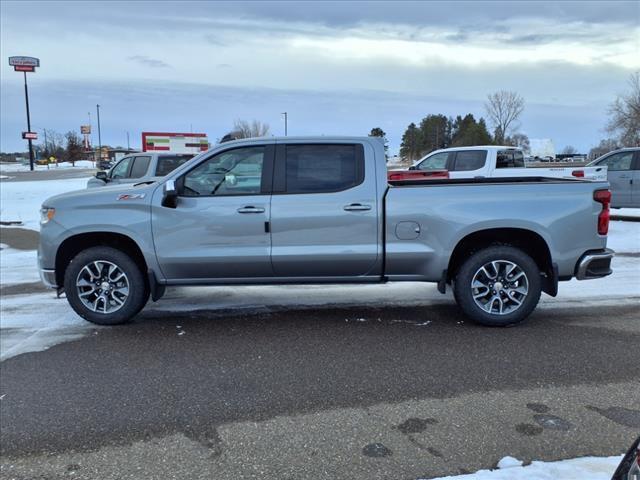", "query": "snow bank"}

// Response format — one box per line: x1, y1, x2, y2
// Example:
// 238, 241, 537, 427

429, 455, 623, 480
0, 177, 89, 230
